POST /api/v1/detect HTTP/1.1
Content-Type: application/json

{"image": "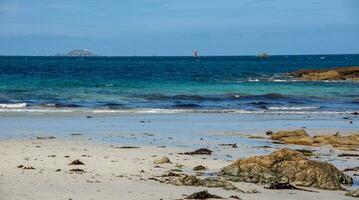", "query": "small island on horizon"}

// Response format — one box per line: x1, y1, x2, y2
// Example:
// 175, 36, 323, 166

56, 49, 96, 57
